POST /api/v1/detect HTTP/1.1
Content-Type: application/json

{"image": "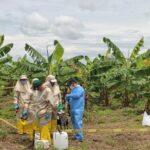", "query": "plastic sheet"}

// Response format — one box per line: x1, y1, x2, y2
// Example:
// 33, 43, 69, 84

142, 111, 150, 126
